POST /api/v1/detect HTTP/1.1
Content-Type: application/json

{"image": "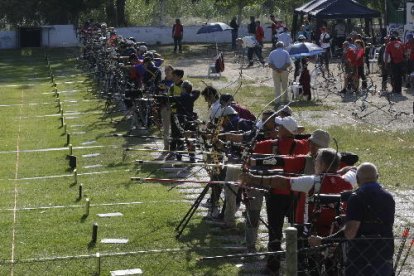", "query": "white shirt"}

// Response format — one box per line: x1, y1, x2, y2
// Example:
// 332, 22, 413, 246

268, 48, 292, 70
209, 100, 222, 122
290, 170, 357, 193
278, 32, 292, 48
241, 36, 257, 48
319, 32, 331, 49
